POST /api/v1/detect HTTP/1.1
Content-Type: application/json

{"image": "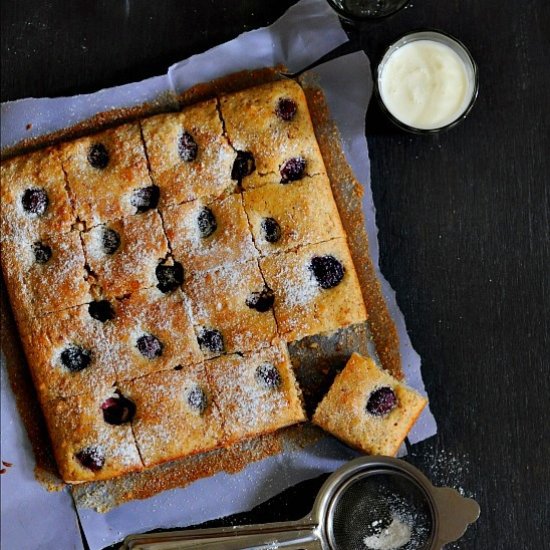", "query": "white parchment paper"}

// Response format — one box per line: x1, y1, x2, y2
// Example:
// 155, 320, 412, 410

0, 1, 437, 548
